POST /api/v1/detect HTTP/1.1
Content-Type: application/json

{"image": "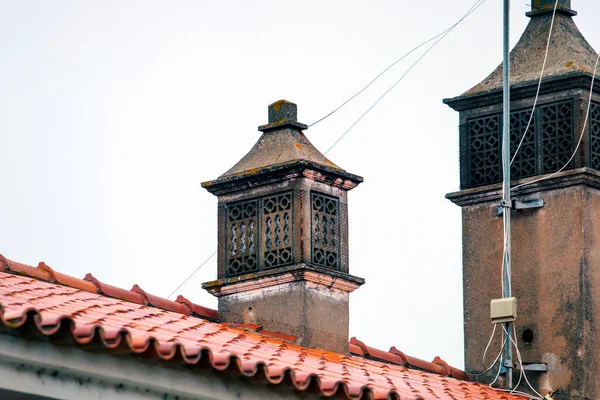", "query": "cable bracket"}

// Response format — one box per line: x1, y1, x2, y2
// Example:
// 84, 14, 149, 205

497, 199, 544, 216
500, 360, 547, 372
